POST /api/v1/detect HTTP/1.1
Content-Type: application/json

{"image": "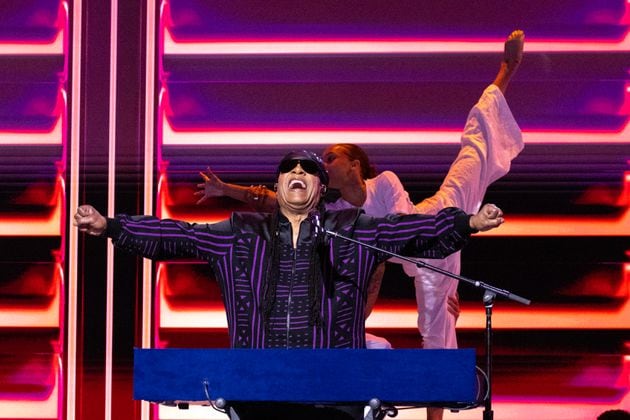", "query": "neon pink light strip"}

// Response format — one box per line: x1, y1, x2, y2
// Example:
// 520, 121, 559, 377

0, 116, 63, 145
141, 1, 157, 419
104, 2, 118, 420
66, 0, 82, 418
164, 29, 630, 55
161, 120, 630, 146
0, 31, 64, 55
143, 0, 157, 348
